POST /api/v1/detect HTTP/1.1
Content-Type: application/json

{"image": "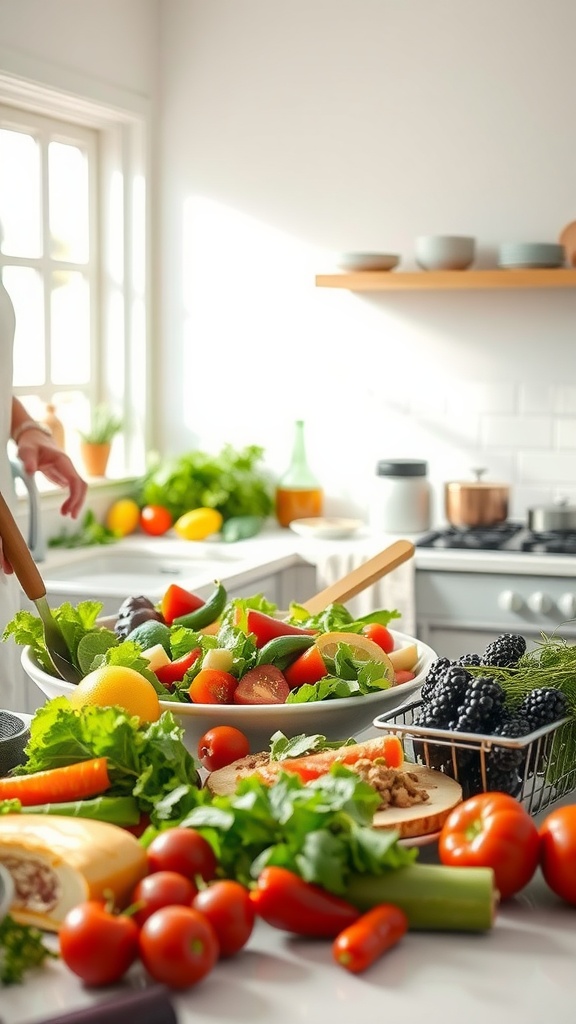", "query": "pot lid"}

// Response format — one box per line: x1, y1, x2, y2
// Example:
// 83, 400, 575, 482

376, 459, 428, 477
